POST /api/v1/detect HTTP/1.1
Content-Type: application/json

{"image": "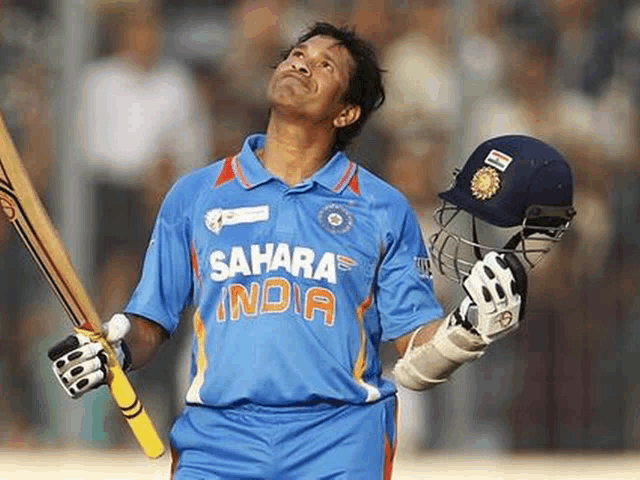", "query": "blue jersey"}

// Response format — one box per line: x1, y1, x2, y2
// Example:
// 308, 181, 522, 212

125, 133, 443, 407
